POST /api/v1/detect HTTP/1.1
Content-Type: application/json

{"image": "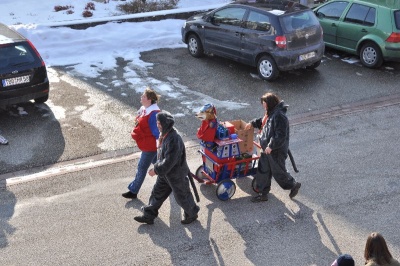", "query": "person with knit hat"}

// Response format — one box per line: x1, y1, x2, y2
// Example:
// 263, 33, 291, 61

134, 111, 200, 225
331, 254, 355, 266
